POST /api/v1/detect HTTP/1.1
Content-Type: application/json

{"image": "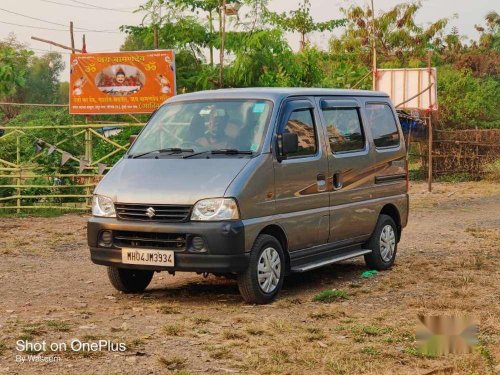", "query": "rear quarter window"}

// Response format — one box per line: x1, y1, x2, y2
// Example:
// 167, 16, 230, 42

365, 103, 400, 148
